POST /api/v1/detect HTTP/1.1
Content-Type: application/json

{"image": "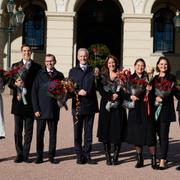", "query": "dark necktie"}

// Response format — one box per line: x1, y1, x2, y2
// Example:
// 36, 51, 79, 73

48, 71, 53, 77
